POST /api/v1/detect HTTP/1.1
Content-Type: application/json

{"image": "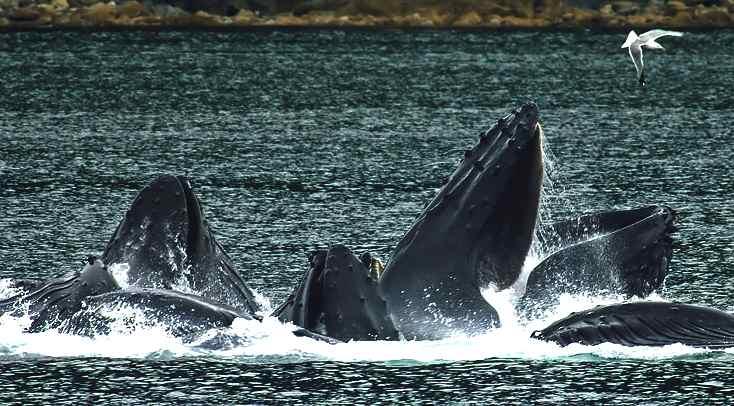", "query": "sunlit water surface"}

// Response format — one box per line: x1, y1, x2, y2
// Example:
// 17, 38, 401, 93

1, 29, 734, 404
